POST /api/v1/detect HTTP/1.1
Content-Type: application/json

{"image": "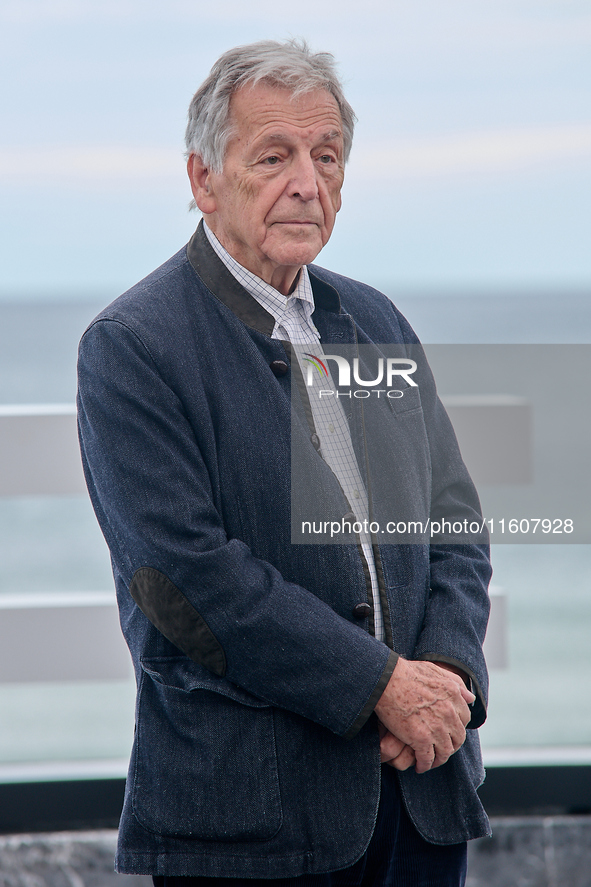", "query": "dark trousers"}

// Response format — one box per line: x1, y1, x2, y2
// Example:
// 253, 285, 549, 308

152, 766, 467, 887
